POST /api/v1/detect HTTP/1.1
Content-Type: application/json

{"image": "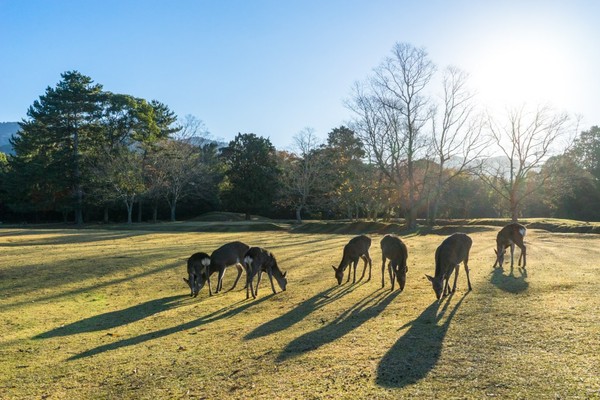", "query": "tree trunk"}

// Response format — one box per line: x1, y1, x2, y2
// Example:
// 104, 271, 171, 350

126, 199, 134, 224
295, 206, 303, 223
137, 200, 143, 223
152, 204, 158, 223
103, 206, 109, 224
170, 204, 177, 222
